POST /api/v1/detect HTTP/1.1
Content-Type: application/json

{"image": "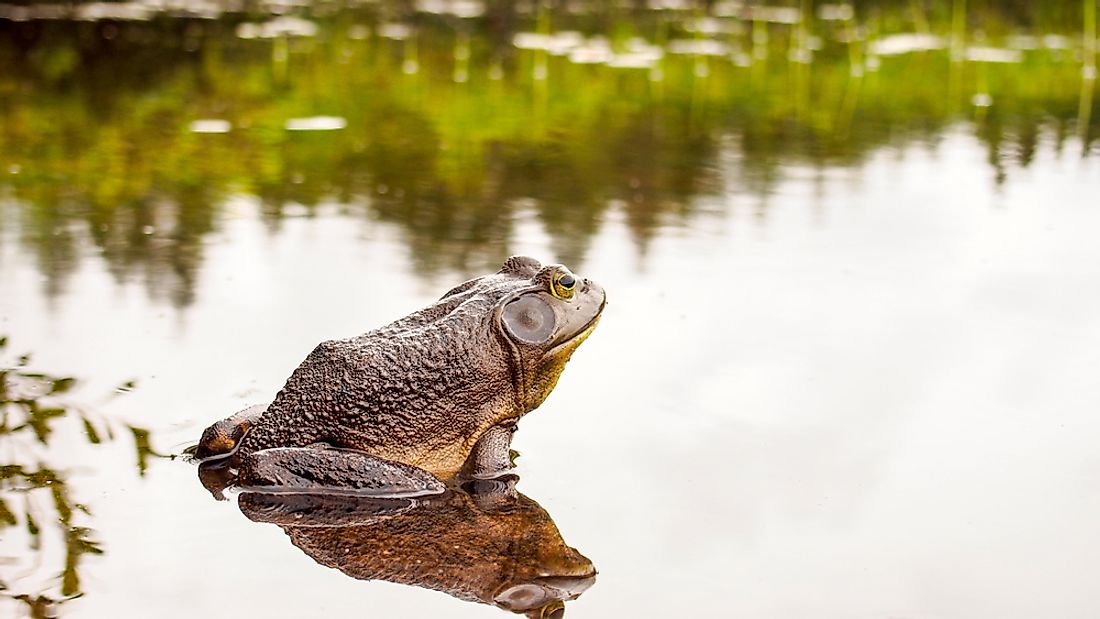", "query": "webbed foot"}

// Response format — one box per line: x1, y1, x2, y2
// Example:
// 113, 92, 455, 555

238, 446, 446, 498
